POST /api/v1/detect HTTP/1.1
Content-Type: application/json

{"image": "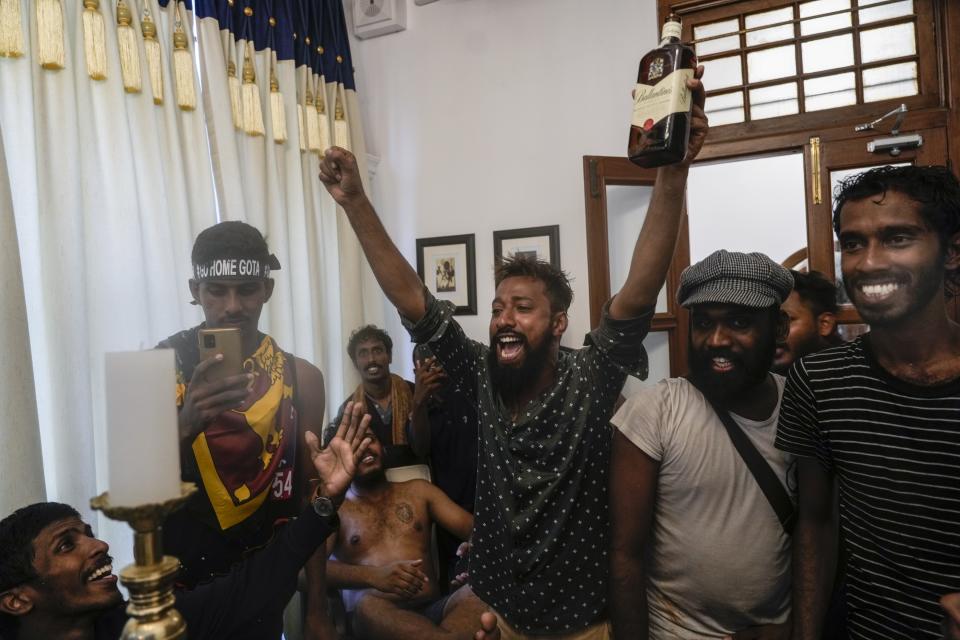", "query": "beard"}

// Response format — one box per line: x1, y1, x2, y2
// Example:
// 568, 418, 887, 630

772, 330, 823, 375
688, 338, 776, 407
844, 261, 944, 328
487, 333, 553, 402
354, 465, 387, 488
